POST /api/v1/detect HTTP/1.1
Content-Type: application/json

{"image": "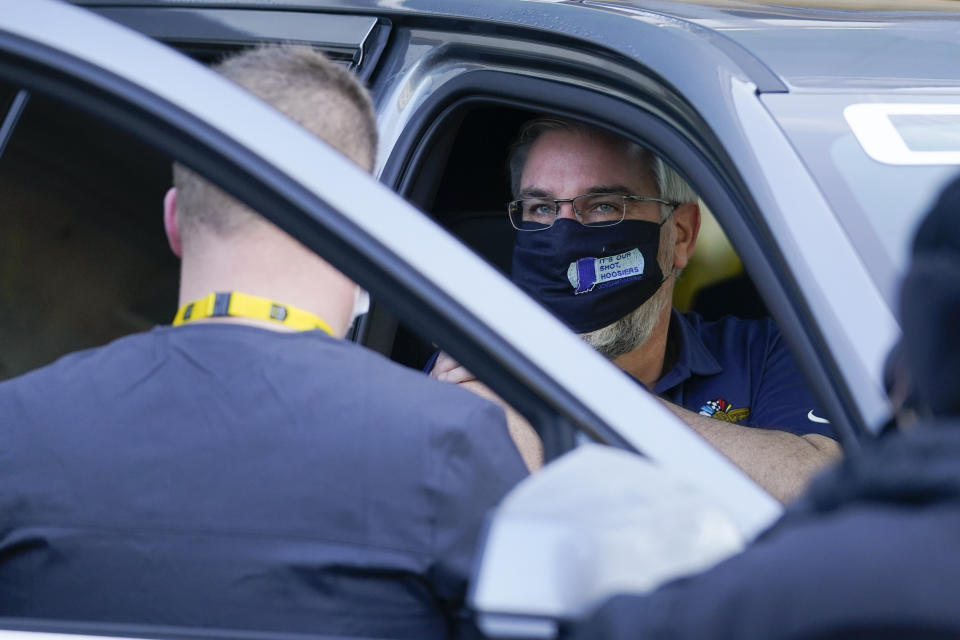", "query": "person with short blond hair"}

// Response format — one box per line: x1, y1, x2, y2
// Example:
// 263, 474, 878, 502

0, 45, 527, 639
173, 44, 377, 237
